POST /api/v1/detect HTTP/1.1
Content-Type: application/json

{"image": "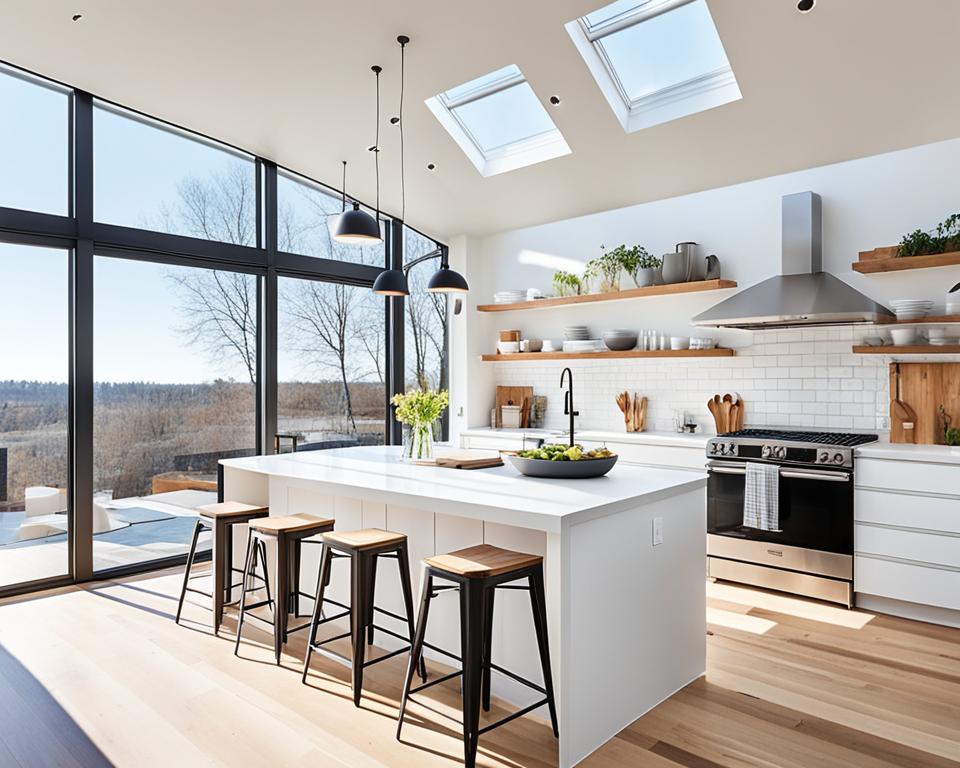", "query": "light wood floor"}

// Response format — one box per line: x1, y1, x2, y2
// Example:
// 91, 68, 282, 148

0, 569, 957, 767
